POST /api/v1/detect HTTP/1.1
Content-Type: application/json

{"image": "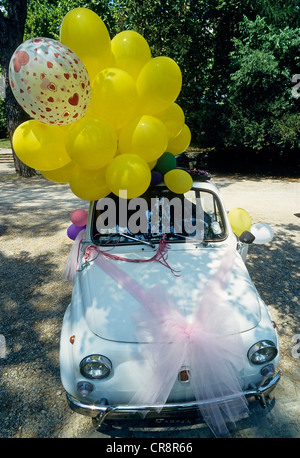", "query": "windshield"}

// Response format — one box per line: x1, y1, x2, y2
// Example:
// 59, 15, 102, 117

91, 186, 227, 245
